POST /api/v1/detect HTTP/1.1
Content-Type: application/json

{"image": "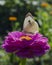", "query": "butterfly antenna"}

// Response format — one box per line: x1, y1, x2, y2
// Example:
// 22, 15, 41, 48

25, 12, 33, 18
